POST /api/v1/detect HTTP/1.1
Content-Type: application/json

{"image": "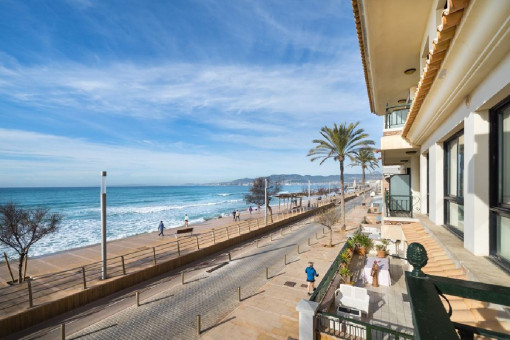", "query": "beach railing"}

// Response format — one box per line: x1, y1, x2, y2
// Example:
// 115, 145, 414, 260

0, 196, 338, 319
